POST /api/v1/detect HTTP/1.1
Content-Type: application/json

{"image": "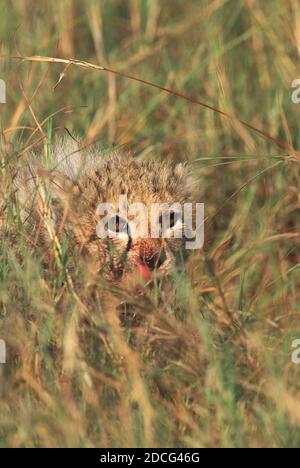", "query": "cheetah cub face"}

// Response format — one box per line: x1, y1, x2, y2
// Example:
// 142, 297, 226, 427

17, 139, 198, 282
